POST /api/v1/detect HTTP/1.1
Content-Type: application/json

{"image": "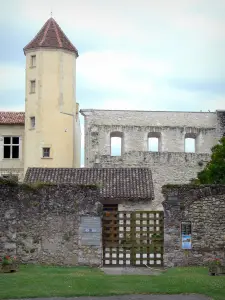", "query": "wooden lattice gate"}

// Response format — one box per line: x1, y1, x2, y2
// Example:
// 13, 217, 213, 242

102, 211, 164, 266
